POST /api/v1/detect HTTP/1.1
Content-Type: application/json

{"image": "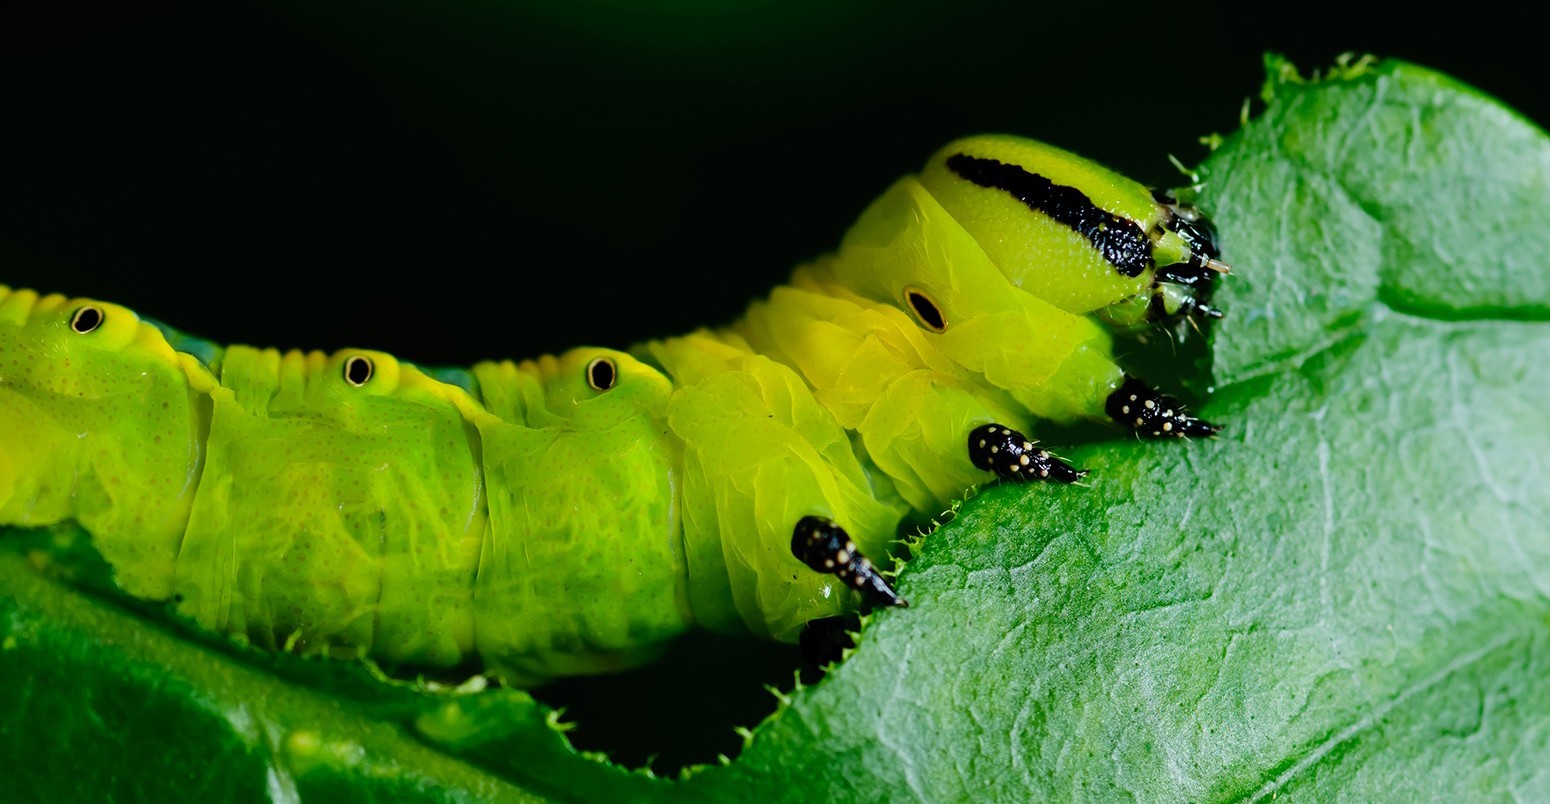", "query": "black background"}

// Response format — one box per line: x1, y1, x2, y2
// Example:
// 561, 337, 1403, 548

5, 1, 1543, 366
5, 0, 1542, 771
